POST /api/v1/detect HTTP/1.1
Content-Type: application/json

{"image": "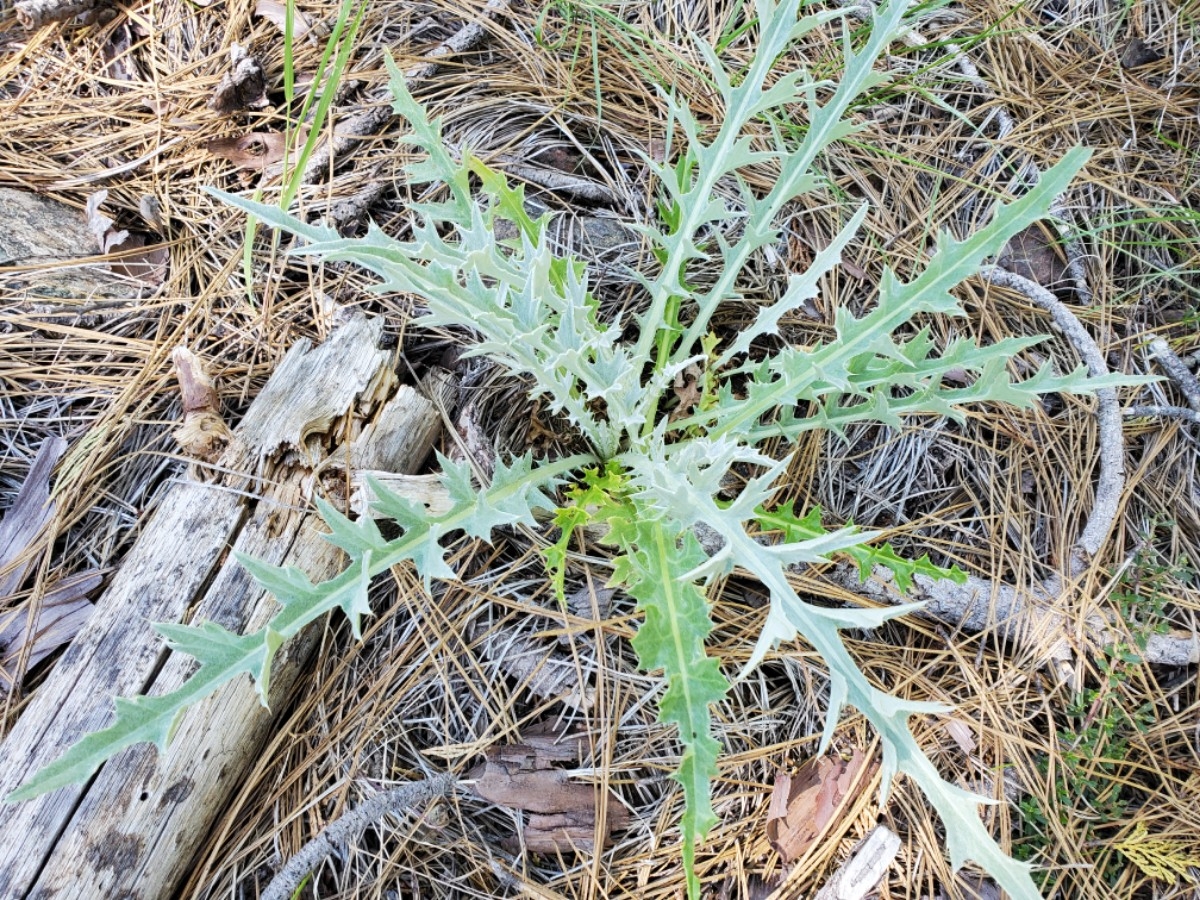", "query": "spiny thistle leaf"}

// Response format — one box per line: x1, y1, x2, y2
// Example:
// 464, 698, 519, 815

383, 52, 472, 222
8, 453, 588, 802
544, 462, 628, 604
754, 505, 968, 592
314, 496, 388, 559
709, 519, 1041, 900
697, 147, 1095, 441
602, 505, 728, 899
